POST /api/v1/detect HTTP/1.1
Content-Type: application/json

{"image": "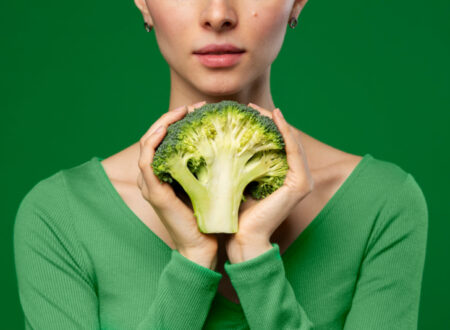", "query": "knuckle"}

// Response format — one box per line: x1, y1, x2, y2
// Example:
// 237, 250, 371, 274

138, 181, 149, 197
138, 159, 149, 170
288, 179, 312, 198
140, 136, 150, 147
161, 112, 174, 121
299, 180, 313, 195
158, 114, 168, 123
141, 188, 166, 210
141, 191, 154, 205
136, 174, 142, 188
144, 136, 154, 146
147, 195, 168, 210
